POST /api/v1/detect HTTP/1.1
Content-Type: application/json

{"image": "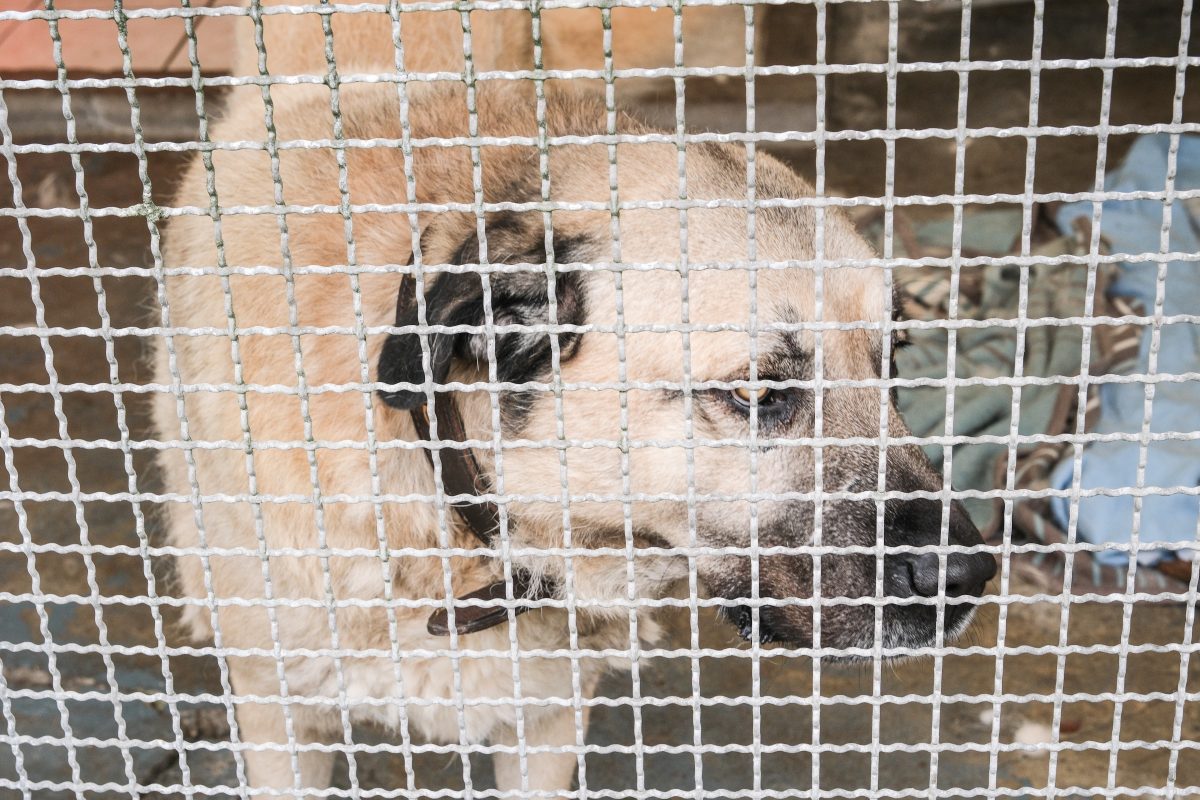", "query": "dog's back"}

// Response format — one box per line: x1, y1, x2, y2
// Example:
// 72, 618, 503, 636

235, 0, 750, 81
231, 2, 532, 80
